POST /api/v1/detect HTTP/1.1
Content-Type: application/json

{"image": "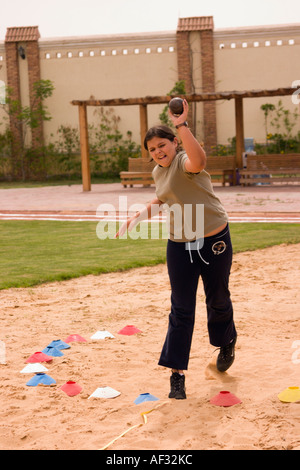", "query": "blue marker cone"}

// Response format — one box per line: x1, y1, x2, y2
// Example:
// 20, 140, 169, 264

47, 339, 70, 350
134, 393, 159, 404
26, 373, 56, 386
42, 346, 64, 357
